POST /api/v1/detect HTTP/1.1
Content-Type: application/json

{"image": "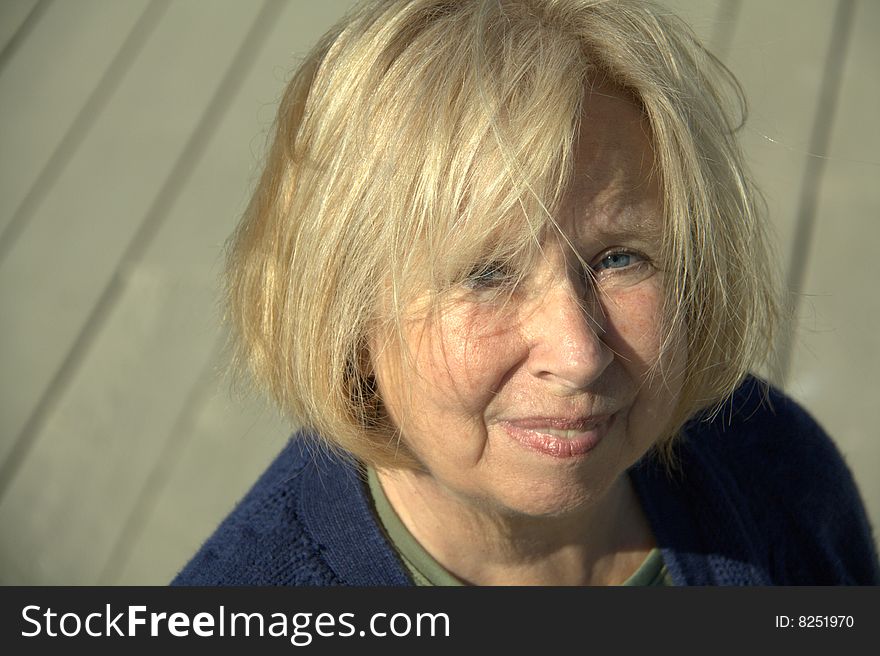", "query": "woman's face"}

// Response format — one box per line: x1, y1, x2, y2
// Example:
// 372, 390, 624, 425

372, 88, 686, 519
